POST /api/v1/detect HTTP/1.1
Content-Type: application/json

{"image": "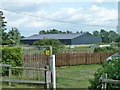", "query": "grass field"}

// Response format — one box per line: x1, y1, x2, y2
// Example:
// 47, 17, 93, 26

2, 64, 101, 88
58, 46, 95, 53
56, 64, 101, 88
